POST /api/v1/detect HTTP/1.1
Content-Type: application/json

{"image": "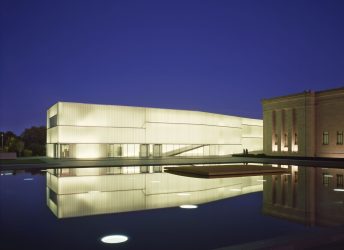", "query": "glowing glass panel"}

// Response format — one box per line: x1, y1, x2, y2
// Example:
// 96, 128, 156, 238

177, 193, 191, 196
